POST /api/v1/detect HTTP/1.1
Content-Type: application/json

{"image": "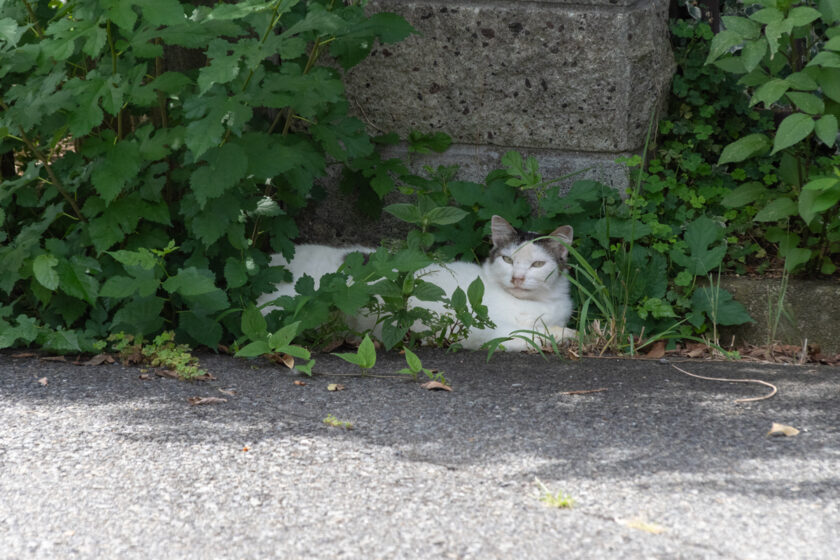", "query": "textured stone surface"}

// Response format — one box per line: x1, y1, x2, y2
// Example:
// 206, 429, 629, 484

344, 0, 674, 152
720, 277, 840, 353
